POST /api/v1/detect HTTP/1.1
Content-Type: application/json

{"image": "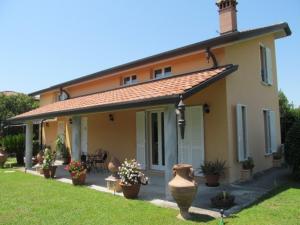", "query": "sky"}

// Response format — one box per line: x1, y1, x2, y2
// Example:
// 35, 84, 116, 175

0, 0, 299, 106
